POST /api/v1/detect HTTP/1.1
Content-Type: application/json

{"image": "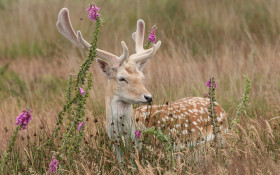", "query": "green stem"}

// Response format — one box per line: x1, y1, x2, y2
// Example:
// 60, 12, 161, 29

59, 18, 101, 161
0, 125, 22, 173
51, 18, 101, 140
208, 77, 219, 151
